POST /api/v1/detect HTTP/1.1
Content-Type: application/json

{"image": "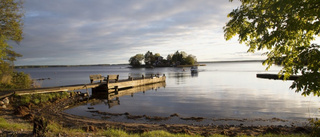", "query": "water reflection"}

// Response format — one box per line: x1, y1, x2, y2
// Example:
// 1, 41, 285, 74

91, 82, 166, 108
19, 62, 320, 126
